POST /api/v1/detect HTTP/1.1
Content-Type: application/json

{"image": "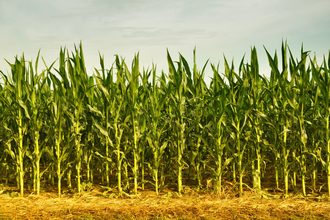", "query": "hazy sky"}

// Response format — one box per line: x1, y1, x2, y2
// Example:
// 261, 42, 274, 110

0, 0, 329, 77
